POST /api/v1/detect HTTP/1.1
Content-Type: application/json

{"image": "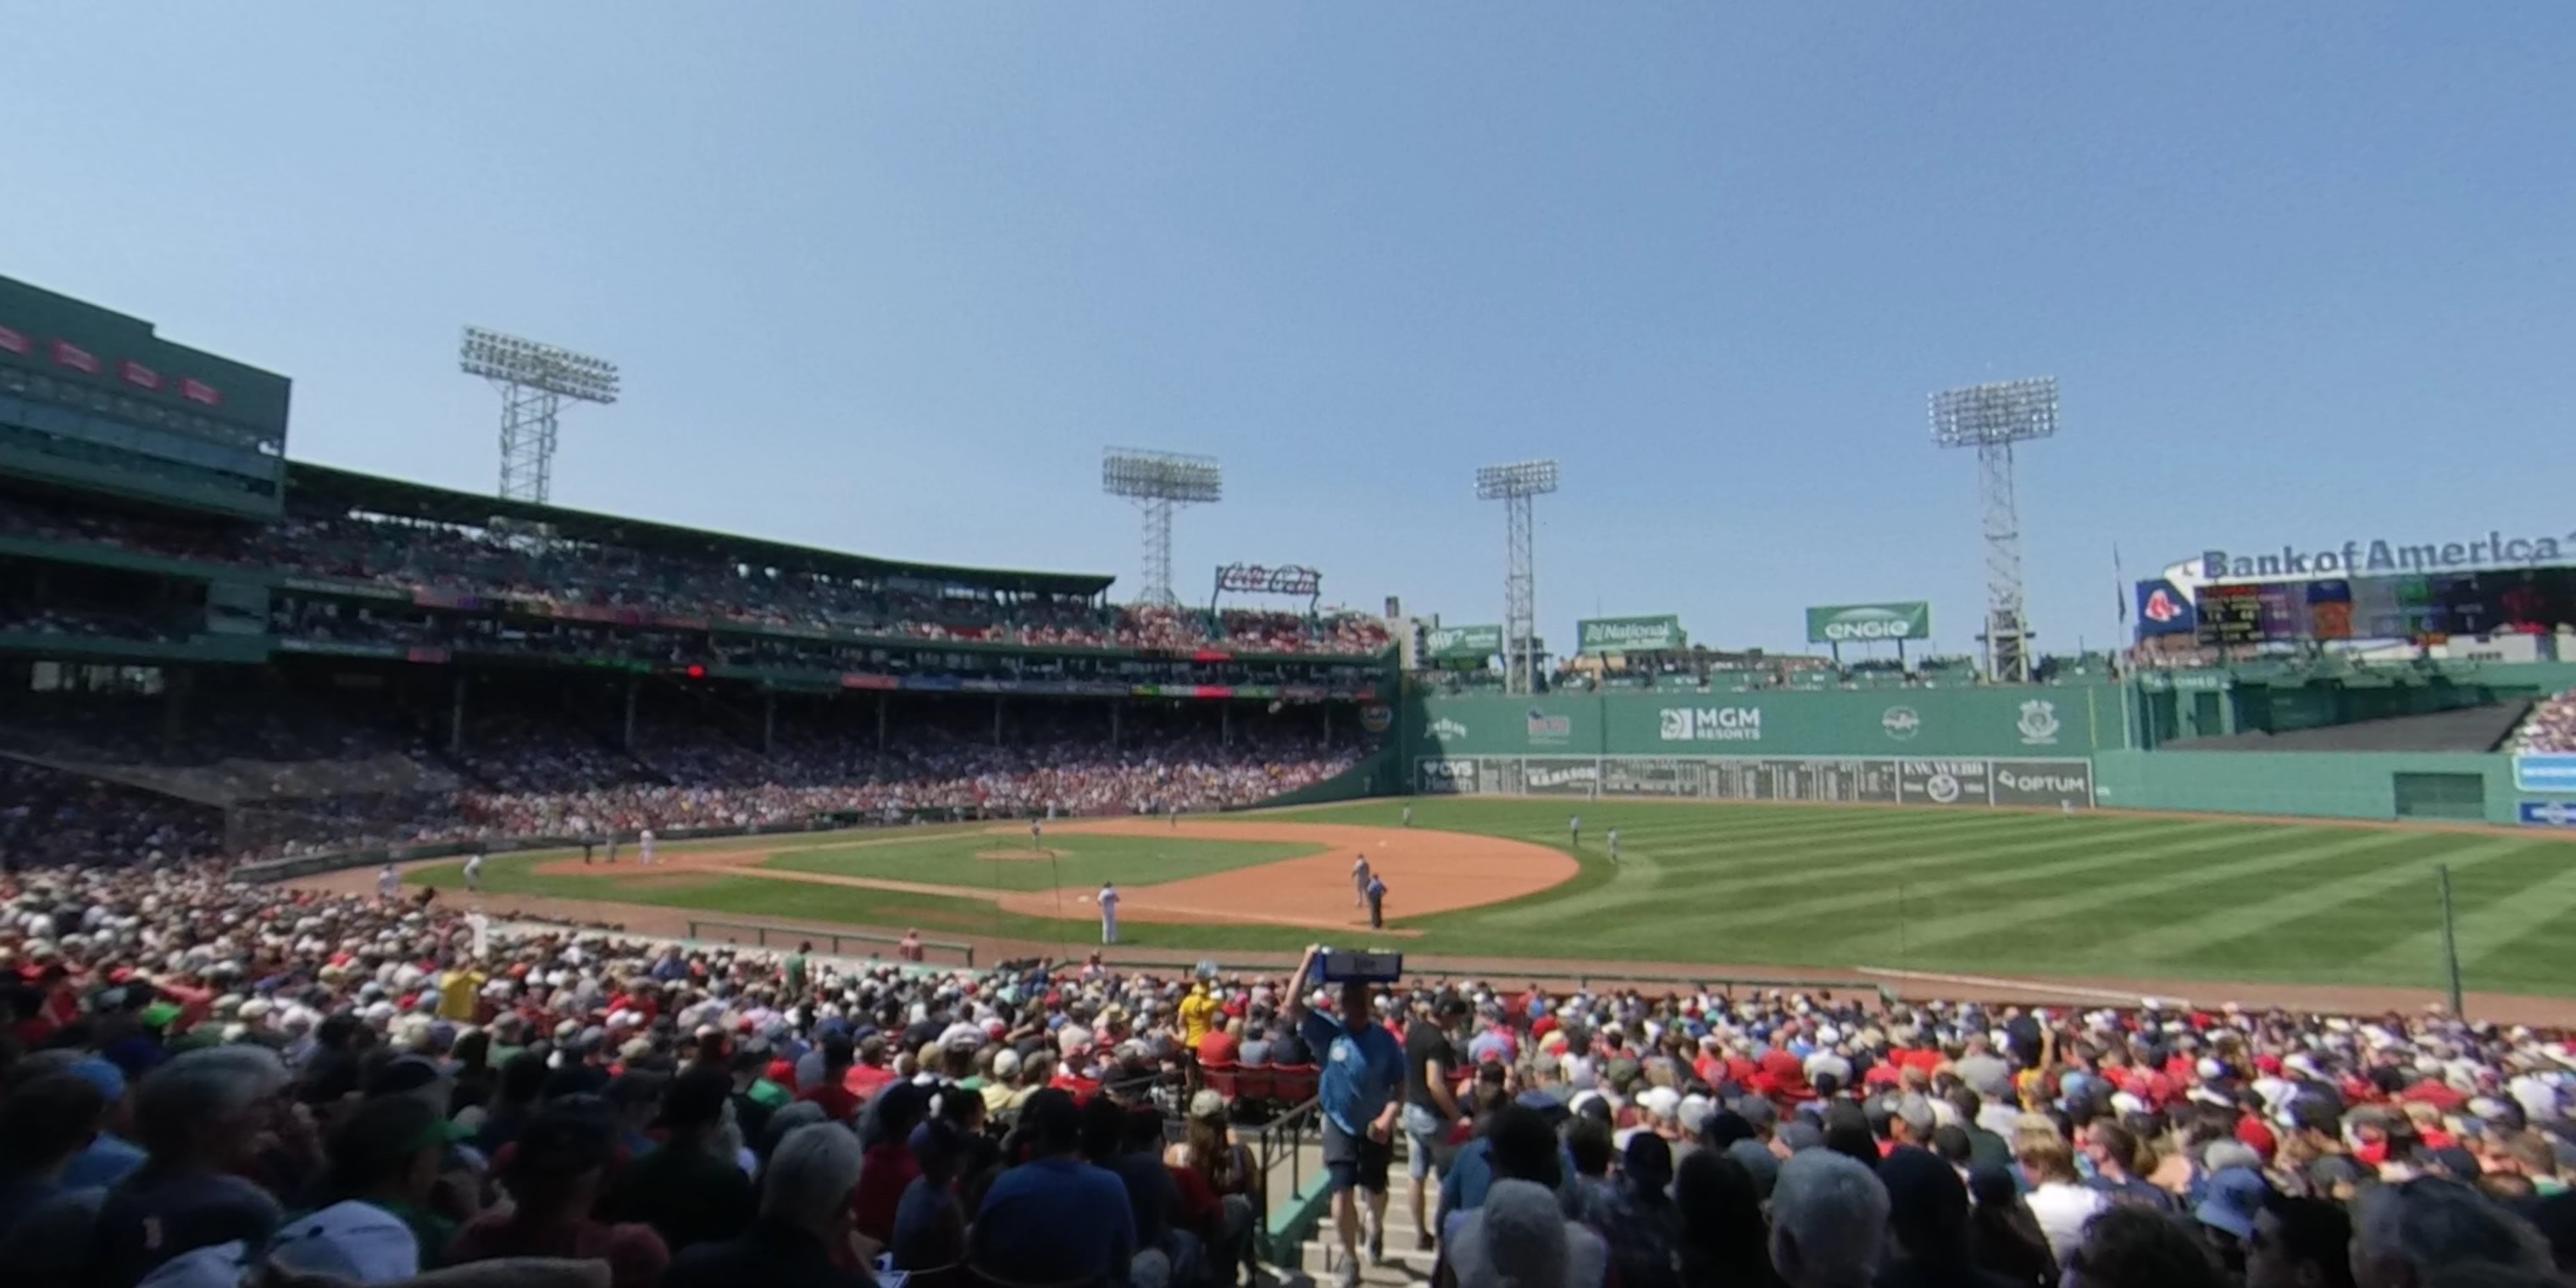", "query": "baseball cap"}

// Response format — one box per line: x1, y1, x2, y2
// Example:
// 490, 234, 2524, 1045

658, 1068, 732, 1130
265, 1200, 420, 1283
2195, 1165, 2271, 1240
508, 1108, 616, 1178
